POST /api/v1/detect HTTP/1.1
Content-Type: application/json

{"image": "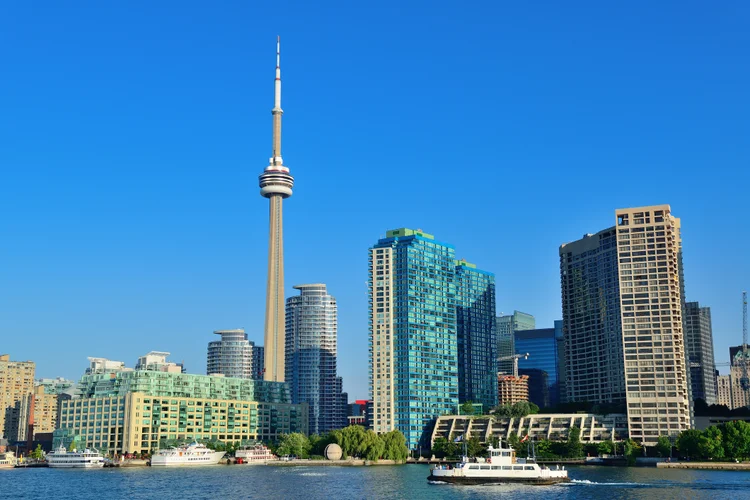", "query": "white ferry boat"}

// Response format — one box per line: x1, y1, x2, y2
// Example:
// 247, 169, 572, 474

235, 444, 275, 464
46, 446, 105, 468
0, 451, 18, 468
150, 442, 225, 467
429, 443, 569, 485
